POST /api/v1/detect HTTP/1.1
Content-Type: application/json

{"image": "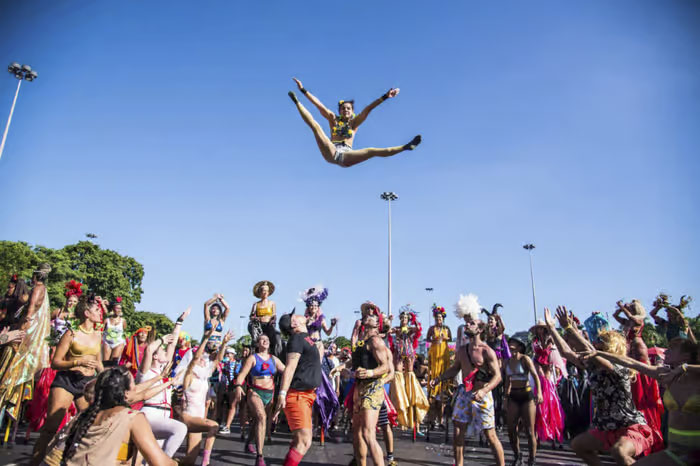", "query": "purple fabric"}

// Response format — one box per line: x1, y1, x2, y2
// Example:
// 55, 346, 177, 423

500, 334, 512, 359
314, 369, 339, 430
308, 314, 324, 334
